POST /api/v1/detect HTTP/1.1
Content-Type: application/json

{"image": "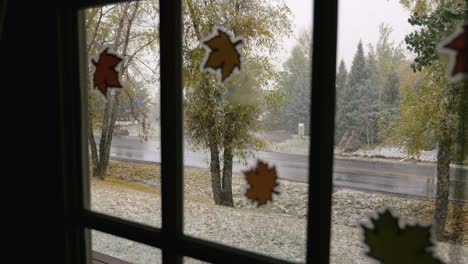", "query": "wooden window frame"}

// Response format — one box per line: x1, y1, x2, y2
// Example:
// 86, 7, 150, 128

58, 0, 338, 263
